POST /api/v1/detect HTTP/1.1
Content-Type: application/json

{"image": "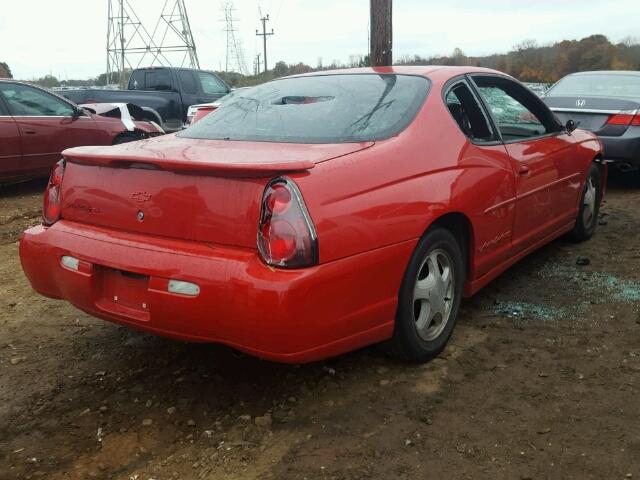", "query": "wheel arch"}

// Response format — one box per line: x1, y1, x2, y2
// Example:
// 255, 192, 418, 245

140, 106, 164, 127
427, 211, 475, 278
593, 154, 607, 199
